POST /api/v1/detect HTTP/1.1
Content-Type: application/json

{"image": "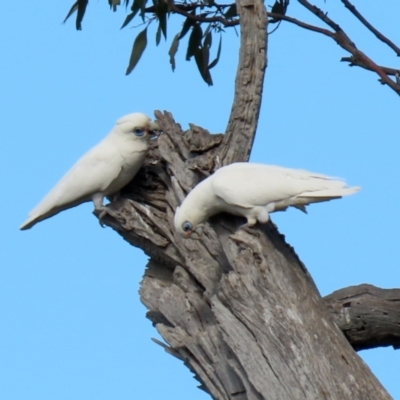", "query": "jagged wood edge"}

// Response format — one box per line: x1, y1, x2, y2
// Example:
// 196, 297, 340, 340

324, 284, 400, 351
